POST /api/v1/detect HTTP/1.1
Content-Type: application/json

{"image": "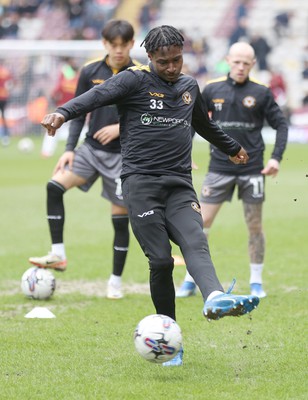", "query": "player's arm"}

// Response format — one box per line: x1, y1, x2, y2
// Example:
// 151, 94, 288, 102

264, 89, 289, 163
190, 127, 199, 169
45, 71, 137, 134
229, 147, 249, 165
93, 123, 120, 145
41, 112, 65, 136
261, 158, 280, 177
41, 89, 115, 137
53, 151, 75, 175
261, 90, 288, 177
192, 91, 249, 164
65, 67, 90, 151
